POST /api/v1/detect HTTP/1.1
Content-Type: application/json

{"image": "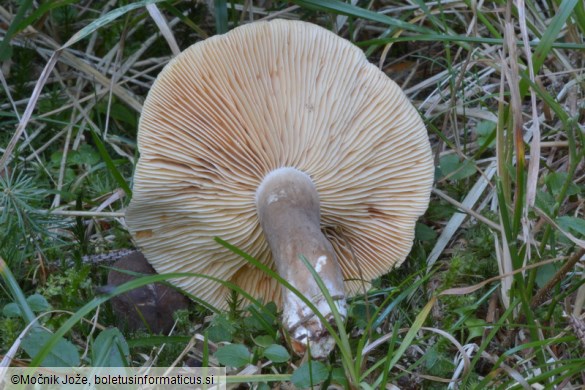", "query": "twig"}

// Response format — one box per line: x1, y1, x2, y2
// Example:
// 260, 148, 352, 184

0, 207, 125, 218
530, 248, 585, 309
49, 210, 125, 218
